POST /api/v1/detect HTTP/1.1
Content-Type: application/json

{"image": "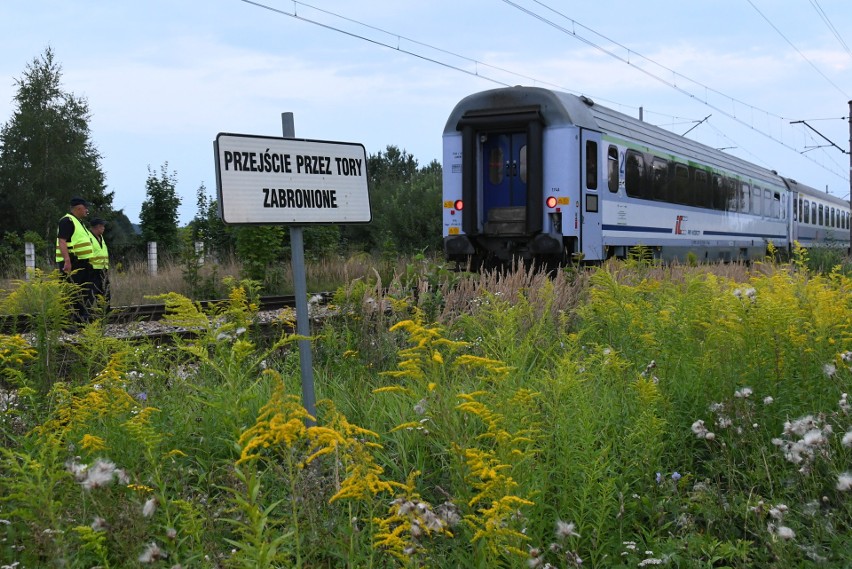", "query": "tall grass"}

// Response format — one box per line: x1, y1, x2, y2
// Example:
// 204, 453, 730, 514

1, 255, 850, 567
